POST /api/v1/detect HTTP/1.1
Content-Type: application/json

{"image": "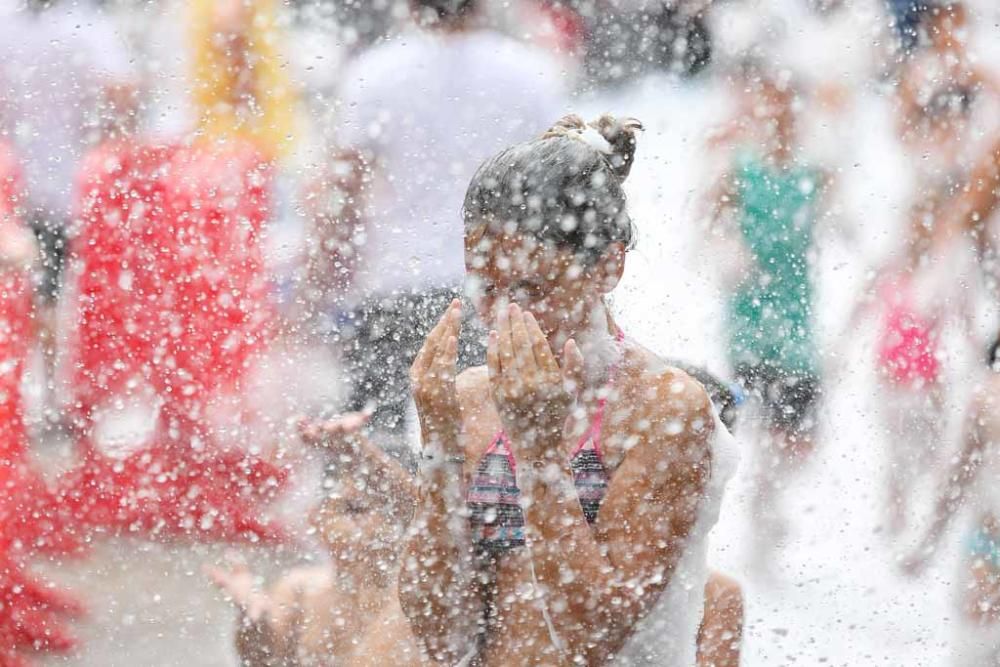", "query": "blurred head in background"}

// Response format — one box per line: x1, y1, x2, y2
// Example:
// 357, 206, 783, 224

188, 0, 298, 159
409, 0, 480, 30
